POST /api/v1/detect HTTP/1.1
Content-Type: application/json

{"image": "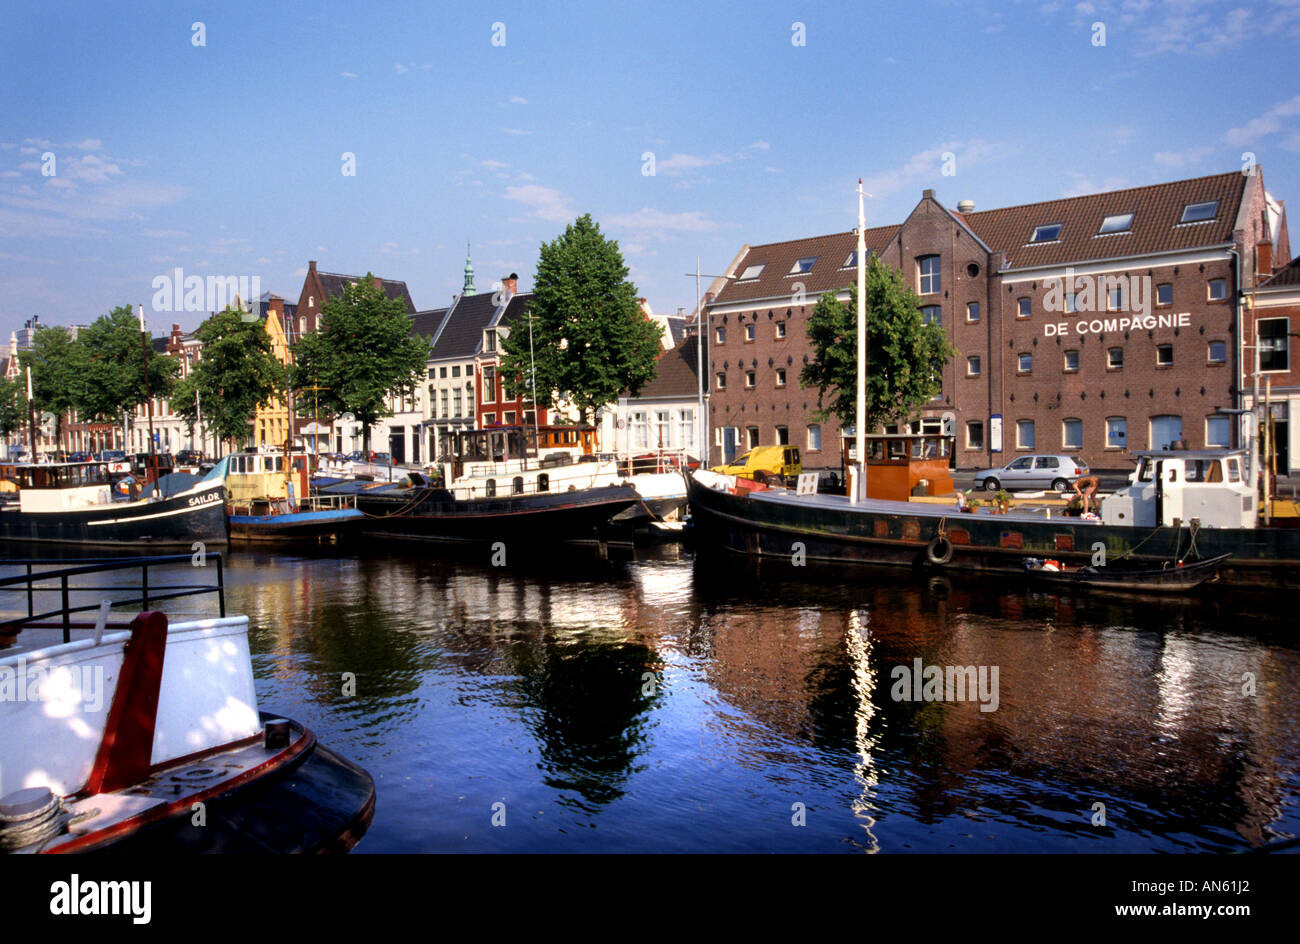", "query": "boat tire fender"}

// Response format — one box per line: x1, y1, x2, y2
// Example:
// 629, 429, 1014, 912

926, 535, 954, 566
